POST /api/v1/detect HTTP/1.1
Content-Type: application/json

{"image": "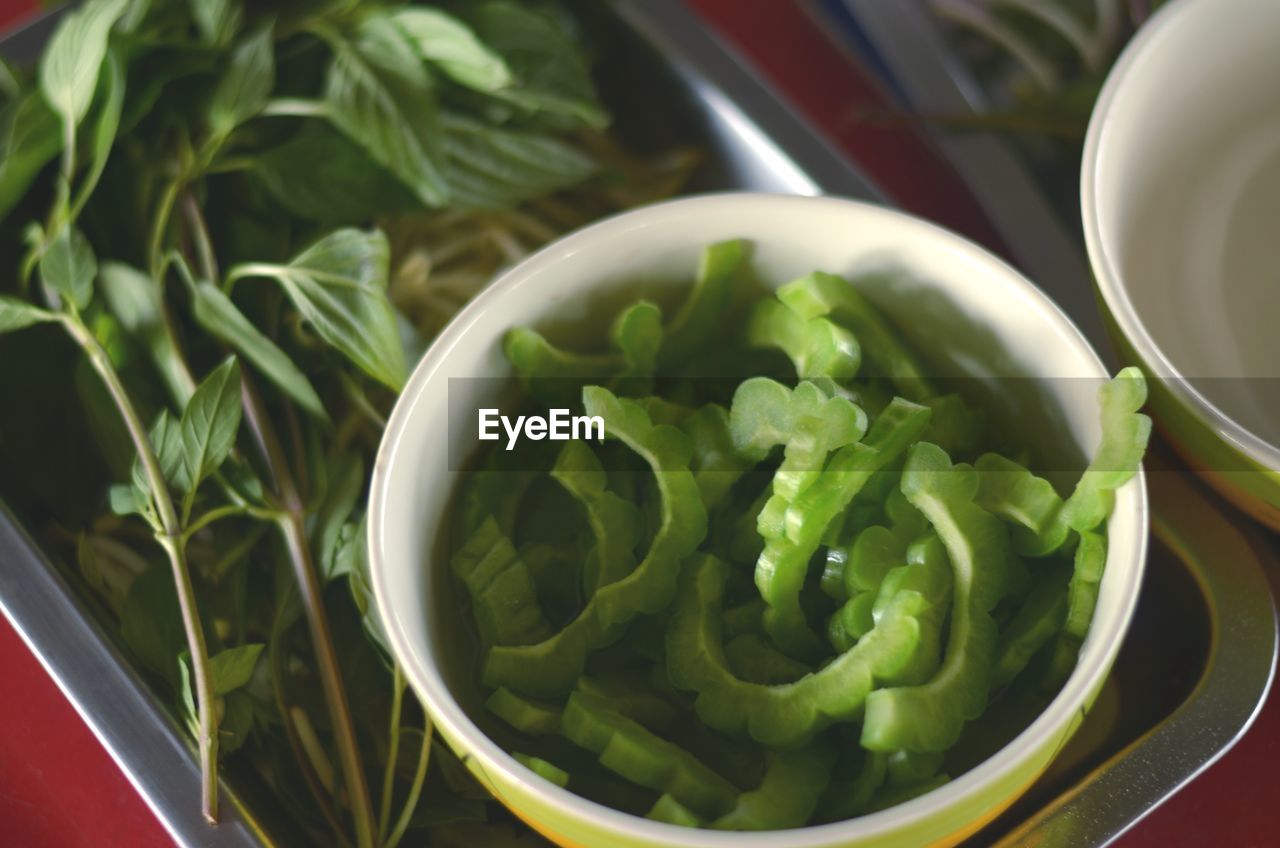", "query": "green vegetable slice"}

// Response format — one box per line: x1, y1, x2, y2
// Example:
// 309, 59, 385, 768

724, 634, 810, 685
1064, 529, 1106, 640
667, 555, 934, 747
660, 239, 745, 368
561, 689, 738, 819
483, 388, 706, 697
513, 753, 569, 788
647, 794, 703, 827
710, 746, 835, 831
861, 442, 1011, 753
451, 516, 553, 647
746, 298, 860, 381
816, 751, 887, 823
991, 562, 1070, 691
755, 397, 929, 657
979, 369, 1149, 556
484, 687, 561, 736
680, 403, 752, 510
551, 441, 643, 594
775, 271, 934, 400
